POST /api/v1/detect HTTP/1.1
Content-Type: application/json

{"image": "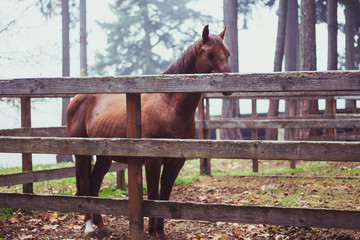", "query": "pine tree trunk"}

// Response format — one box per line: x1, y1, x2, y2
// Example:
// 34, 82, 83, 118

325, 0, 337, 138
344, 0, 356, 111
266, 0, 287, 140
299, 0, 319, 139
57, 0, 72, 163
141, 1, 153, 75
221, 0, 242, 140
284, 0, 299, 140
